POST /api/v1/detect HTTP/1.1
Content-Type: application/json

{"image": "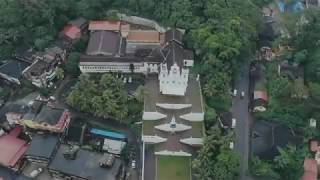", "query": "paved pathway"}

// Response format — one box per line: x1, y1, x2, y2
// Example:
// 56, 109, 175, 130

231, 62, 254, 180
